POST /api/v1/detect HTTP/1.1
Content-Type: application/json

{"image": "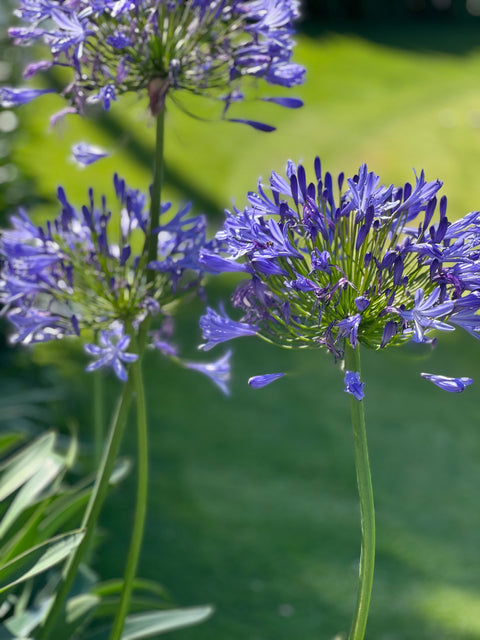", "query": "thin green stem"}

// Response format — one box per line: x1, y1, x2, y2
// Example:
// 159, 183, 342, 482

39, 377, 135, 640
93, 371, 105, 467
345, 344, 376, 640
108, 107, 165, 640
109, 343, 148, 640
146, 110, 165, 268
